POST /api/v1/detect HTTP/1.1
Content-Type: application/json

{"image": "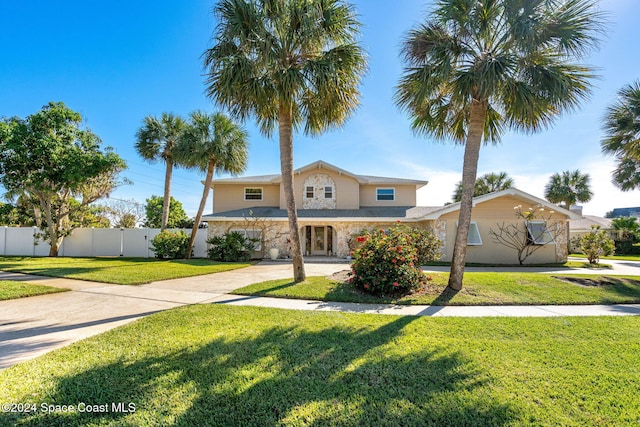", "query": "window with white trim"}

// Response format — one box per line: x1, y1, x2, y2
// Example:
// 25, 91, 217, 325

230, 229, 262, 251
244, 188, 263, 201
324, 186, 333, 199
305, 186, 314, 198
526, 221, 554, 245
376, 188, 395, 201
457, 221, 483, 245
467, 222, 483, 245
